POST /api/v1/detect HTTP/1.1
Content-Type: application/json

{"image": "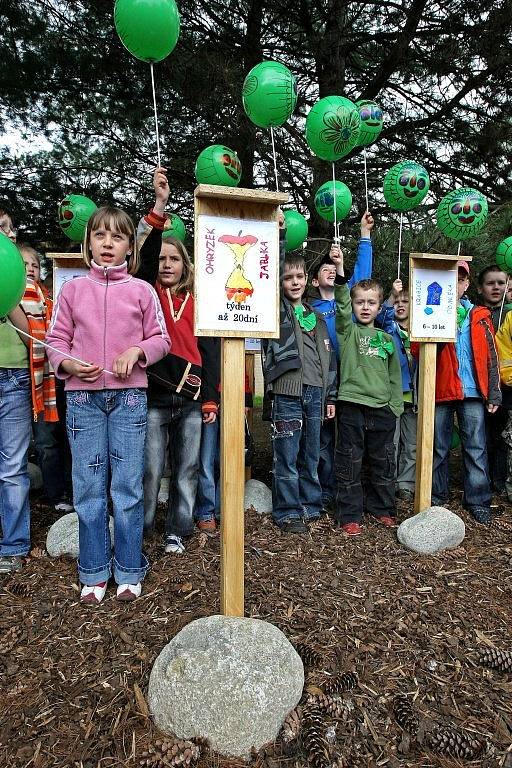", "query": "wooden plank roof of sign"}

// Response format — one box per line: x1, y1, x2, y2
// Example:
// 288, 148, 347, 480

410, 252, 473, 262
194, 184, 289, 205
